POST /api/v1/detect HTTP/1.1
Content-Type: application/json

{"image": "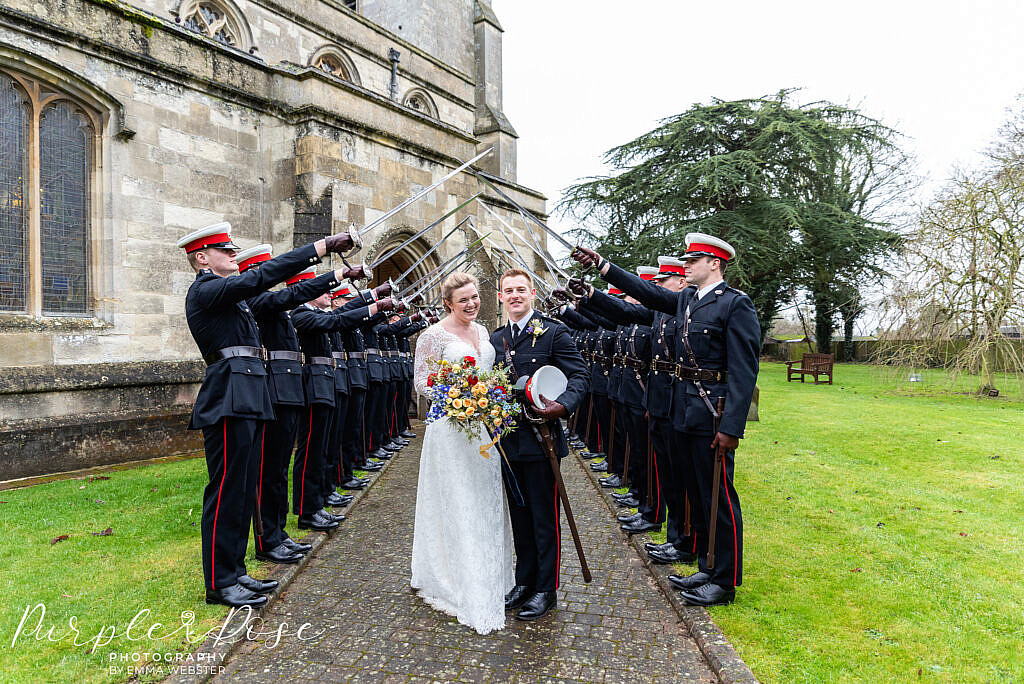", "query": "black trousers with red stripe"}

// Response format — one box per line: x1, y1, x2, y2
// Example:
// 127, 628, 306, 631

325, 392, 349, 493
677, 430, 743, 587
589, 394, 611, 455
344, 388, 366, 469
651, 418, 696, 553
506, 458, 561, 593
621, 407, 662, 524
201, 417, 262, 591
292, 403, 334, 516
254, 404, 301, 552
365, 381, 386, 453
